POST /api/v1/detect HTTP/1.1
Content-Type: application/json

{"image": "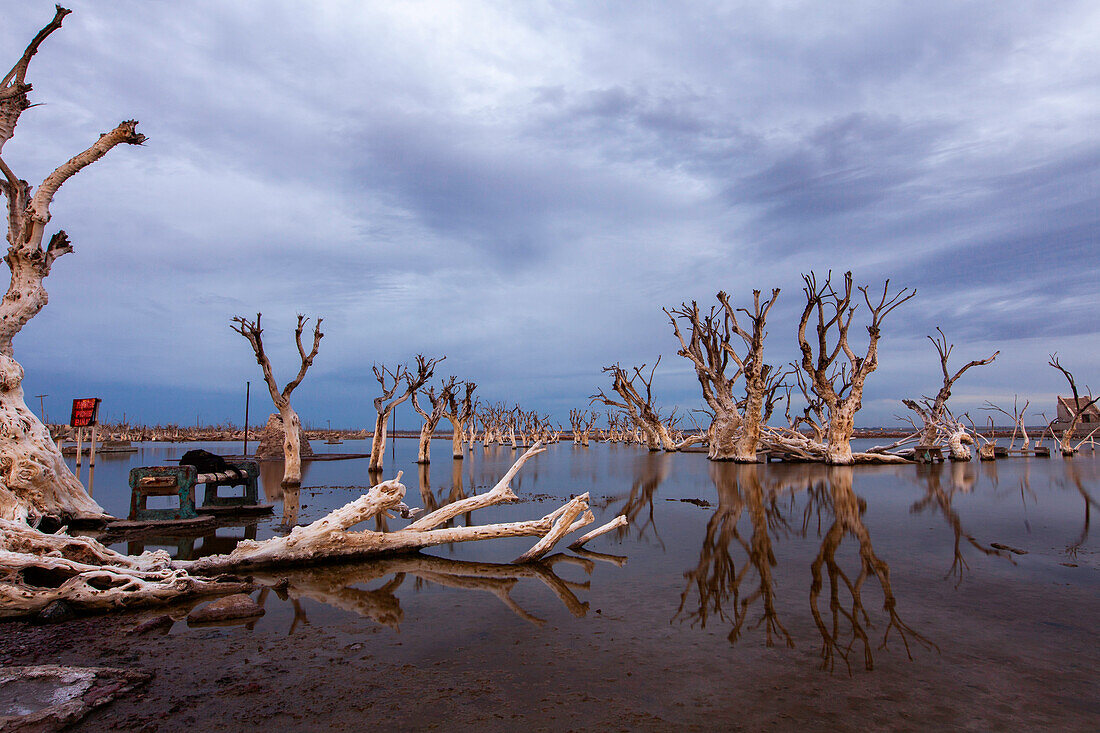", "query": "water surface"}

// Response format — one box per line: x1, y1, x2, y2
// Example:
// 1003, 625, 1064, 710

67, 439, 1098, 728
